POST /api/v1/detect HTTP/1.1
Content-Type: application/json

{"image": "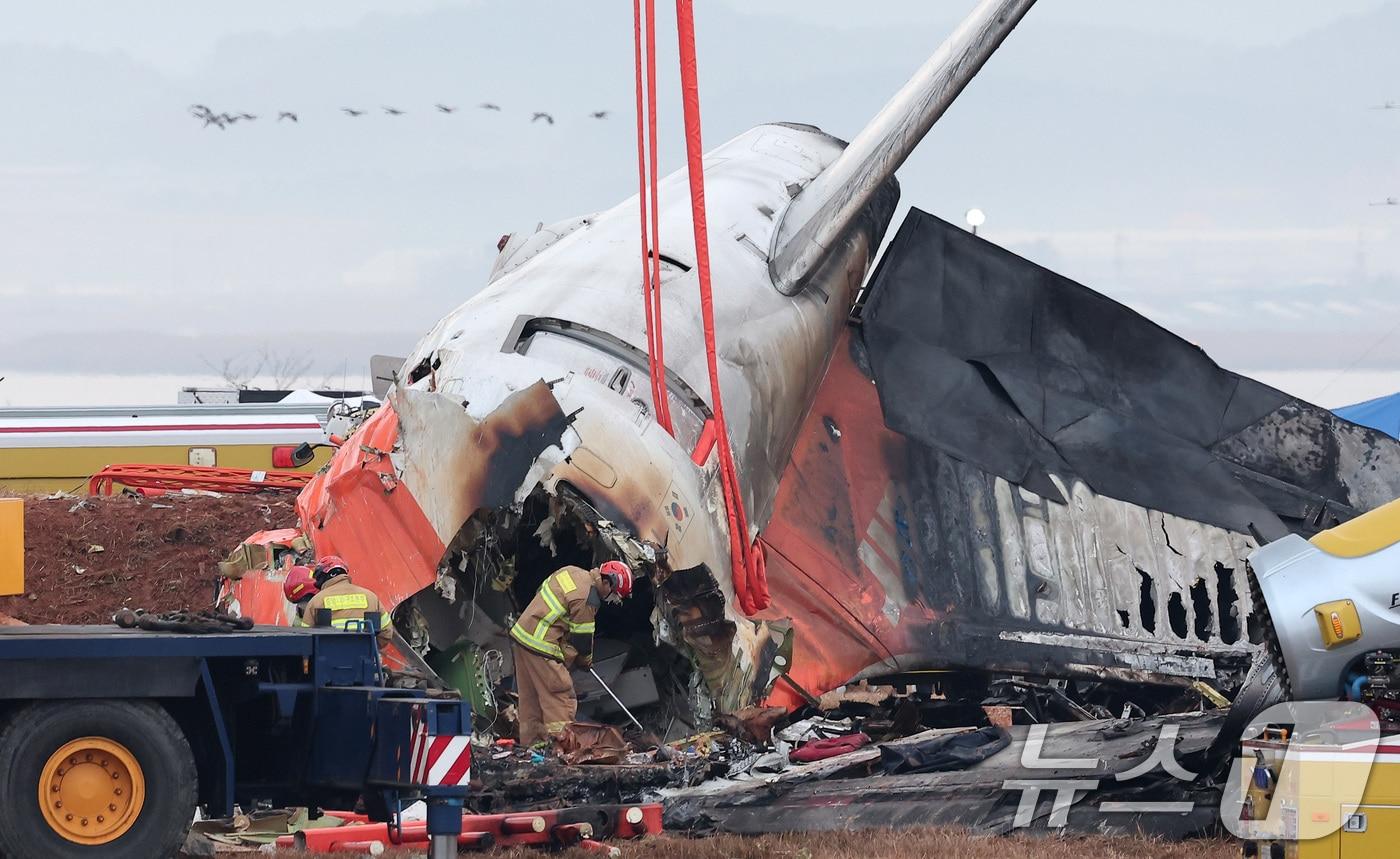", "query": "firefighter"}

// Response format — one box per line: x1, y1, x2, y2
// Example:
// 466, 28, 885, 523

302, 555, 394, 647
282, 564, 319, 625
510, 560, 633, 747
